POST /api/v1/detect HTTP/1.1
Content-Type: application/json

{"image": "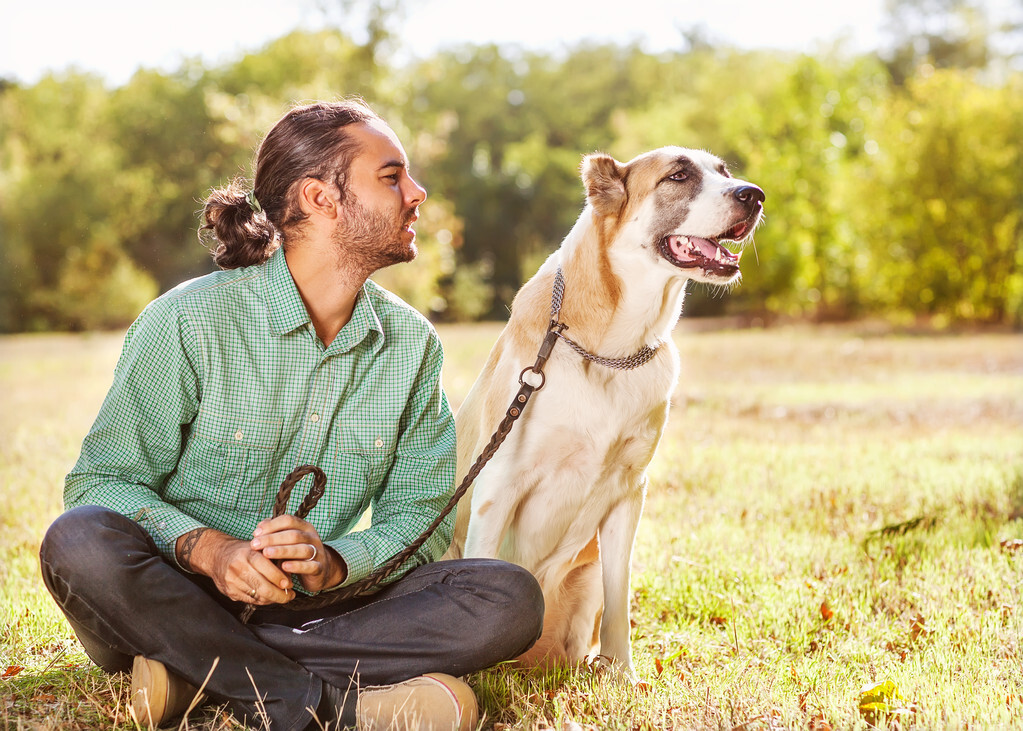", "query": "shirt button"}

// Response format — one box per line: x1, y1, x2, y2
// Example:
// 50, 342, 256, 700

374, 438, 384, 448
310, 413, 320, 423
234, 430, 244, 440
